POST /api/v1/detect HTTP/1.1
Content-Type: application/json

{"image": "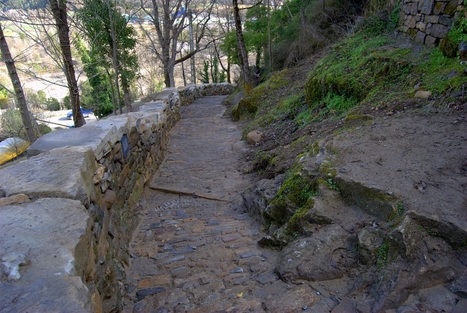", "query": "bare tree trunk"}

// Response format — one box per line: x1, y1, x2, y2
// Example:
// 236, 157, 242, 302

0, 23, 38, 142
188, 10, 196, 85
213, 41, 231, 84
181, 51, 187, 86
162, 48, 172, 87
106, 68, 117, 115
121, 79, 131, 113
49, 0, 85, 127
143, 0, 213, 88
267, 0, 272, 70
233, 0, 253, 91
